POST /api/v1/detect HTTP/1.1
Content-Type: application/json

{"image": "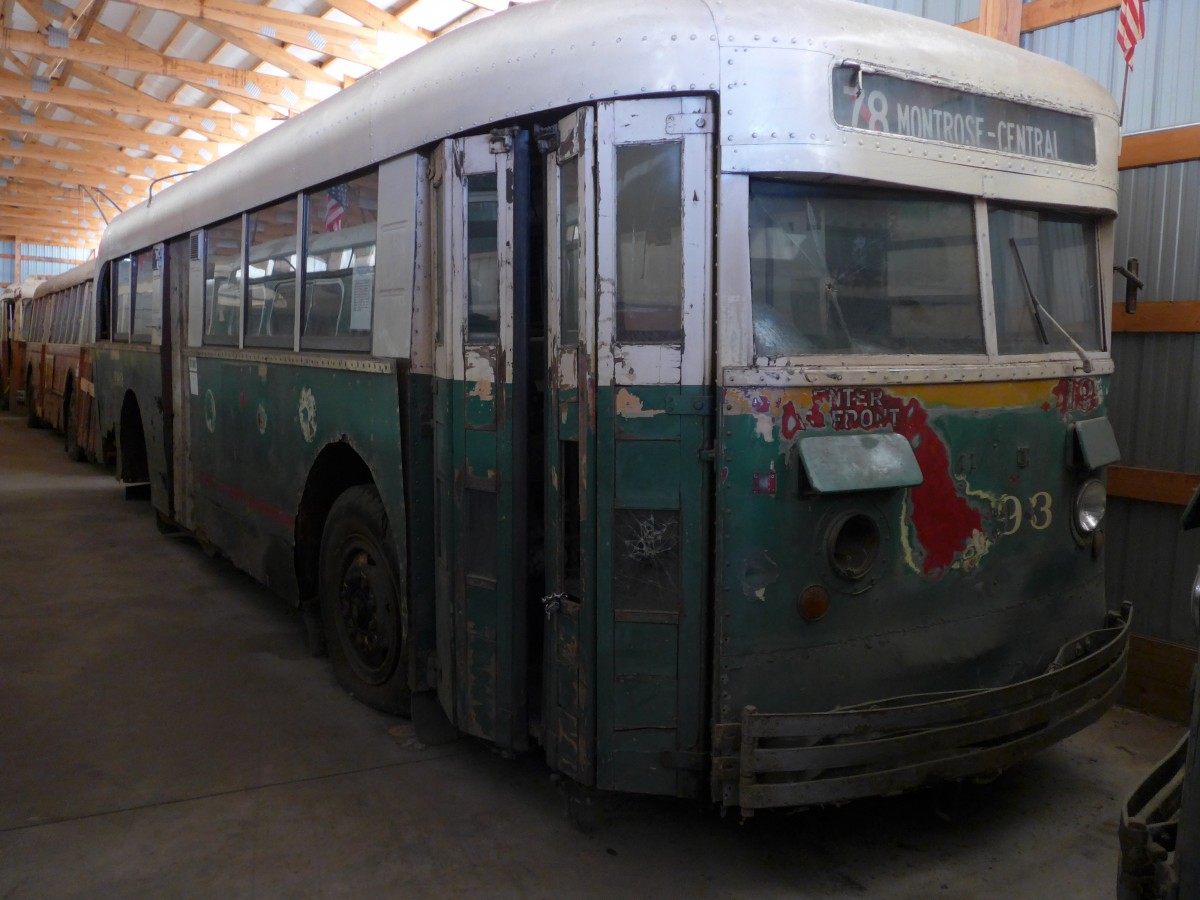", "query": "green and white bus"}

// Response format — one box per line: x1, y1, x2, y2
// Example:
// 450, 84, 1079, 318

90, 0, 1129, 814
